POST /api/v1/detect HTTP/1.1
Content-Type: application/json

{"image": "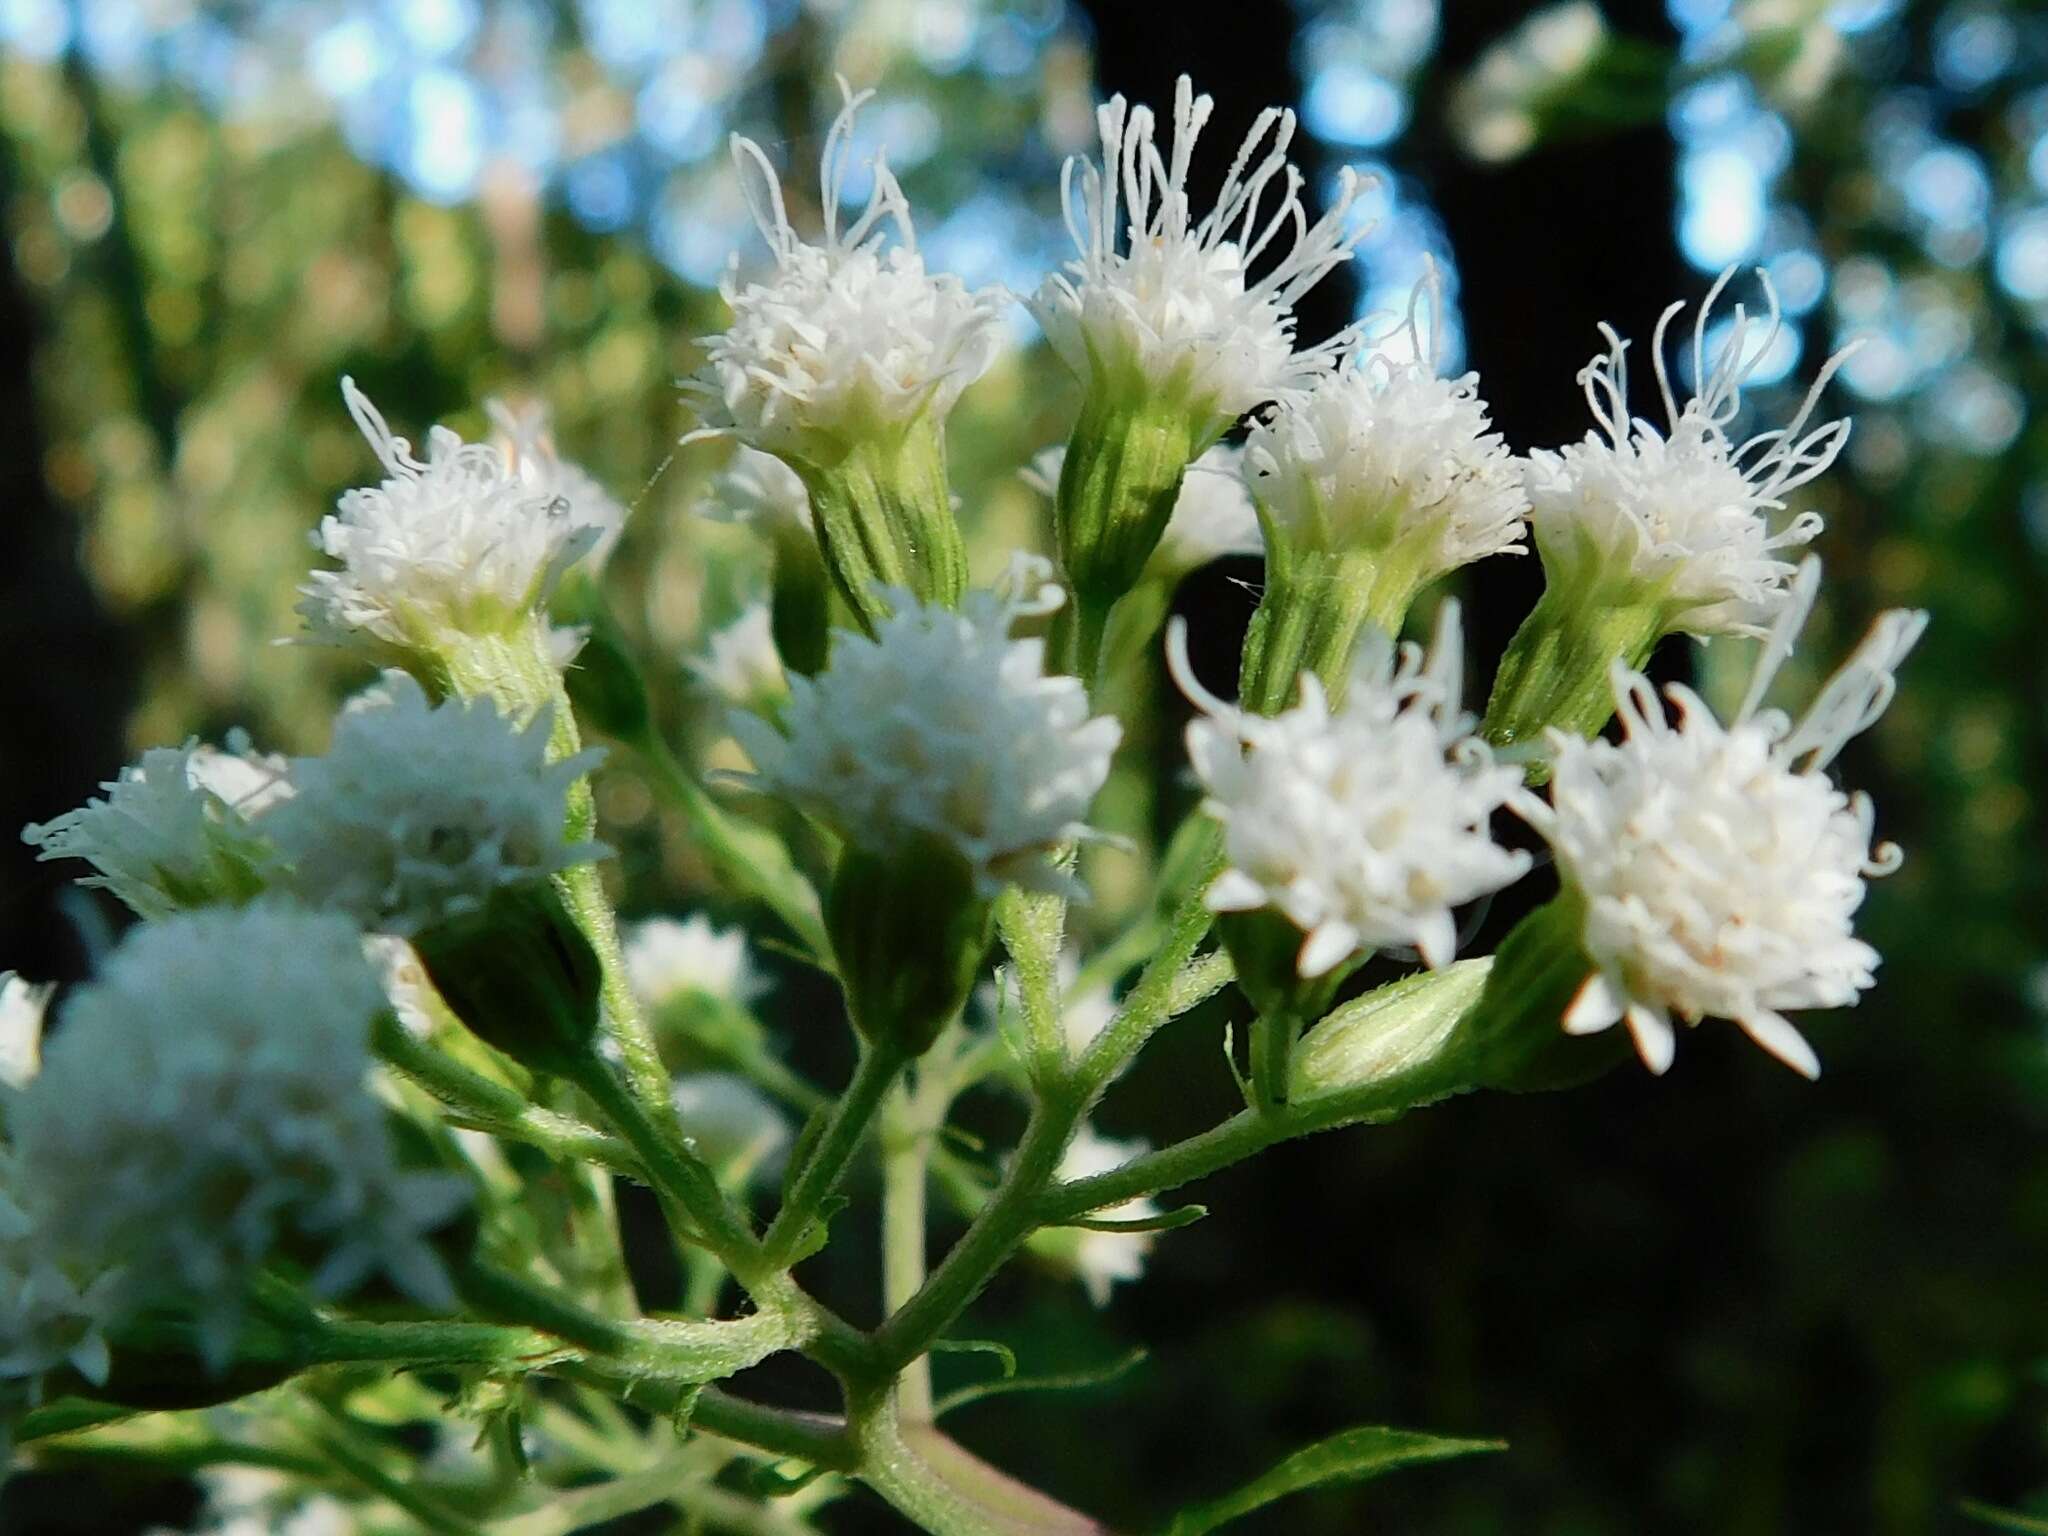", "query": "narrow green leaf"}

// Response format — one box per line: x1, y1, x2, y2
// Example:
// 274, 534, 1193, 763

1162, 1425, 1503, 1536
1963, 1500, 2048, 1535
934, 1348, 1149, 1418
930, 1337, 1017, 1377
1060, 1204, 1208, 1235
